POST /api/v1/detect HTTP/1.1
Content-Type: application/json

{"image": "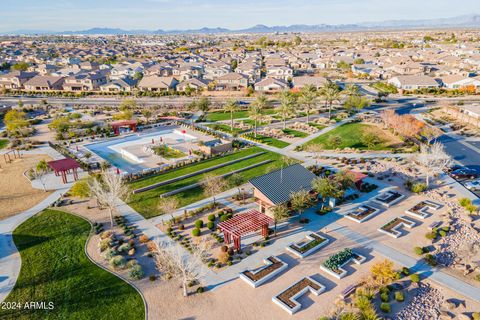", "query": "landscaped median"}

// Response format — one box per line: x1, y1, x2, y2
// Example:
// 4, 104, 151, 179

0, 209, 145, 320
127, 147, 293, 218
